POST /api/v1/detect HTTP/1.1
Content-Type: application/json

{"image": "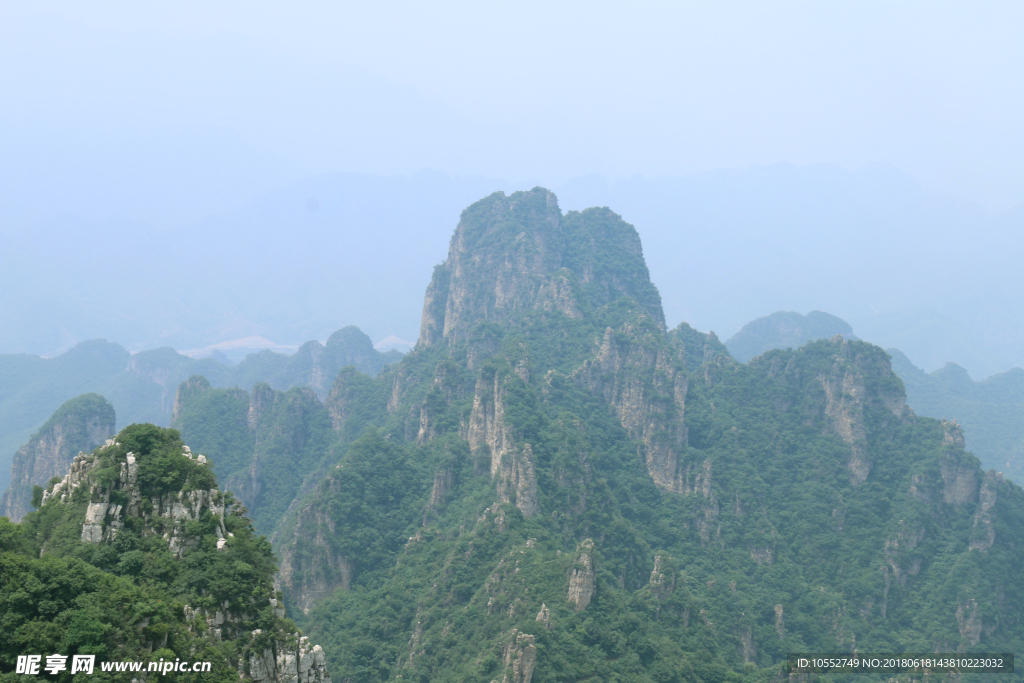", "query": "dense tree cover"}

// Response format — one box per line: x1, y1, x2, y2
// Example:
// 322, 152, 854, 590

279, 331, 1021, 683
889, 349, 1024, 484
0, 424, 295, 682
116, 190, 1024, 682
172, 381, 335, 535
267, 190, 1024, 682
